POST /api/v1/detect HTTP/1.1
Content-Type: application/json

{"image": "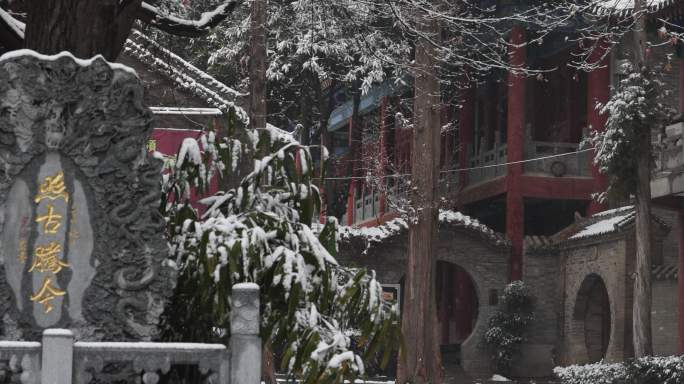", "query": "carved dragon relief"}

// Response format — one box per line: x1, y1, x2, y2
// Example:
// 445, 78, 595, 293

0, 53, 174, 341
